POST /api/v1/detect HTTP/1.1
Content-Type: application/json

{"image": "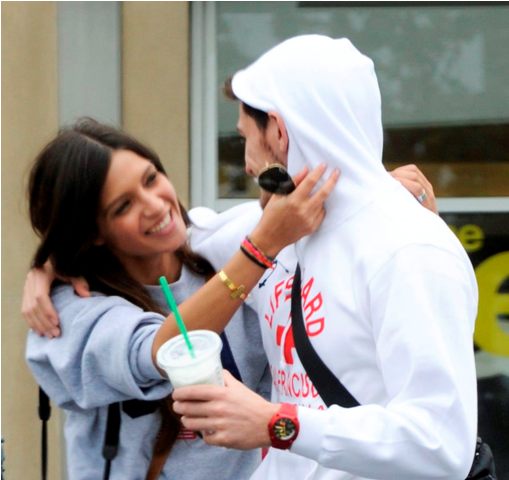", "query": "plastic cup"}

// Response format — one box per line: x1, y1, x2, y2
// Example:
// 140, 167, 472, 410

156, 330, 224, 388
